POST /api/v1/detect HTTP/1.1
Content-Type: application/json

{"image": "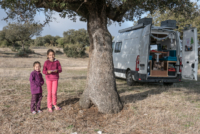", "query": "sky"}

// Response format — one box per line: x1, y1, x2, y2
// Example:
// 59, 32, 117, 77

0, 8, 138, 39
0, 5, 148, 39
0, 0, 199, 39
